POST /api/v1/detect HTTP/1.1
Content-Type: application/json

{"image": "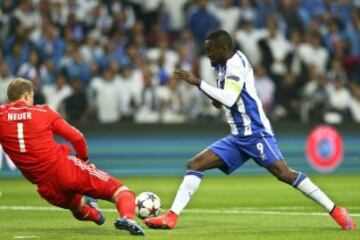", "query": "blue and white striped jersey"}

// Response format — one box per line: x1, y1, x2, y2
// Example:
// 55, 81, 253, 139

214, 50, 273, 136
